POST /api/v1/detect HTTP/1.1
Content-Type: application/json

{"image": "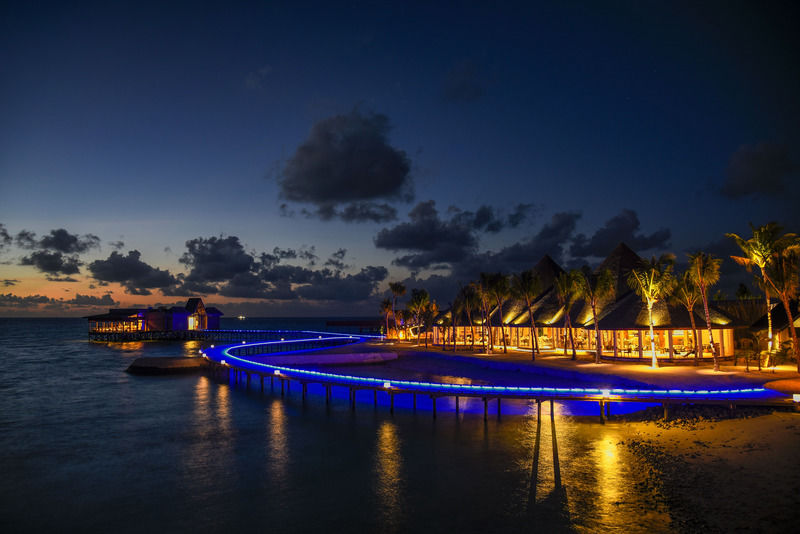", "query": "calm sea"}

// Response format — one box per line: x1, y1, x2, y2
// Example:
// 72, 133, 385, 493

0, 318, 668, 533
